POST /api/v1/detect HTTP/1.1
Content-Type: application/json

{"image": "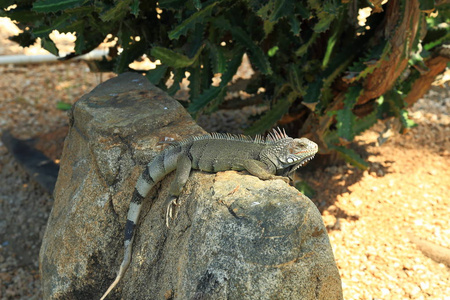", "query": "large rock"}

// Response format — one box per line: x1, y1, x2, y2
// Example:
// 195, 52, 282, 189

39, 72, 342, 299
